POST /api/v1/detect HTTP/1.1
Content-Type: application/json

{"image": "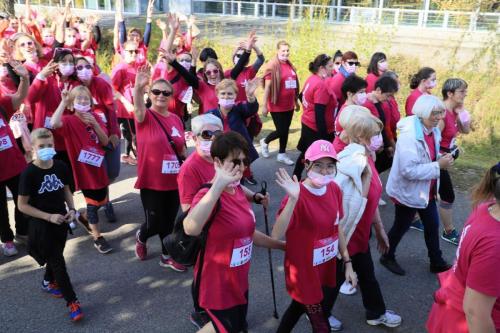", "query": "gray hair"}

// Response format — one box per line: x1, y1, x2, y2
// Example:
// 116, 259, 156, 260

380, 70, 399, 80
191, 114, 223, 136
441, 78, 467, 100
413, 94, 445, 119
